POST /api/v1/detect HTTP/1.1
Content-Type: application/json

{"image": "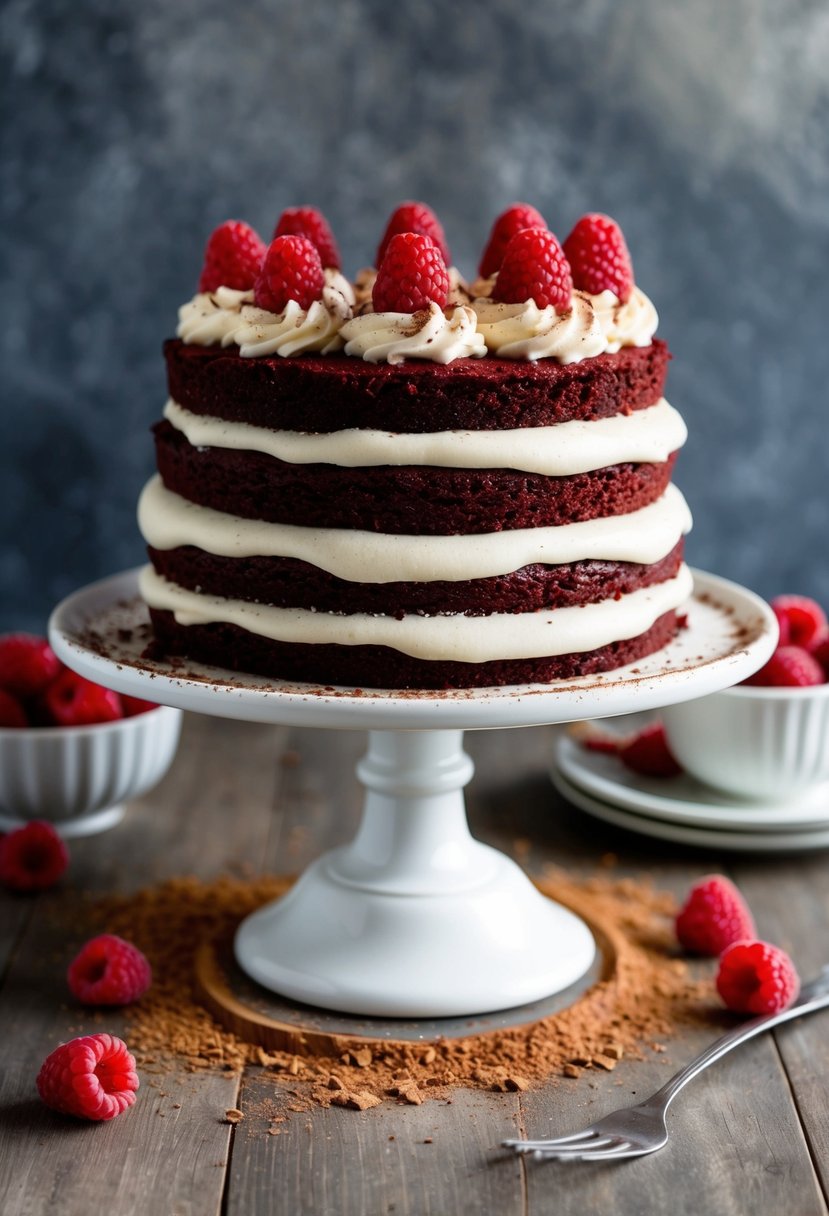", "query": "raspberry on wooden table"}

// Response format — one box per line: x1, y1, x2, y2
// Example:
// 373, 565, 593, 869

742, 645, 824, 688
254, 235, 325, 313
68, 934, 152, 1006
675, 875, 756, 956
0, 820, 69, 892
376, 201, 451, 267
618, 721, 683, 778
716, 940, 800, 1015
492, 227, 573, 313
0, 633, 61, 699
0, 688, 28, 728
43, 669, 123, 727
562, 213, 634, 303
198, 220, 267, 294
273, 206, 340, 269
372, 232, 450, 313
37, 1033, 139, 1121
478, 202, 547, 278
770, 594, 828, 650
